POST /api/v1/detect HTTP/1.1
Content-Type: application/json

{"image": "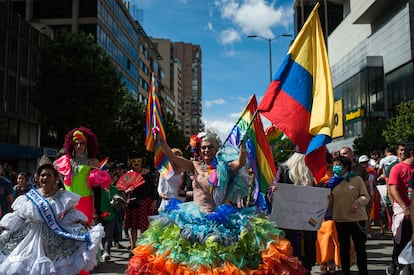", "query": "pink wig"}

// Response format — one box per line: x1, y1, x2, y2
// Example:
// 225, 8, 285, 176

63, 126, 98, 158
